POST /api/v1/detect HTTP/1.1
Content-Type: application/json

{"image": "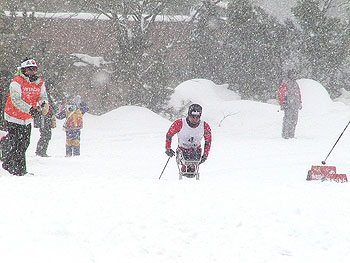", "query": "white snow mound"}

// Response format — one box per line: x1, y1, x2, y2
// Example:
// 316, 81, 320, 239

84, 106, 170, 134
169, 79, 240, 111
297, 79, 333, 114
